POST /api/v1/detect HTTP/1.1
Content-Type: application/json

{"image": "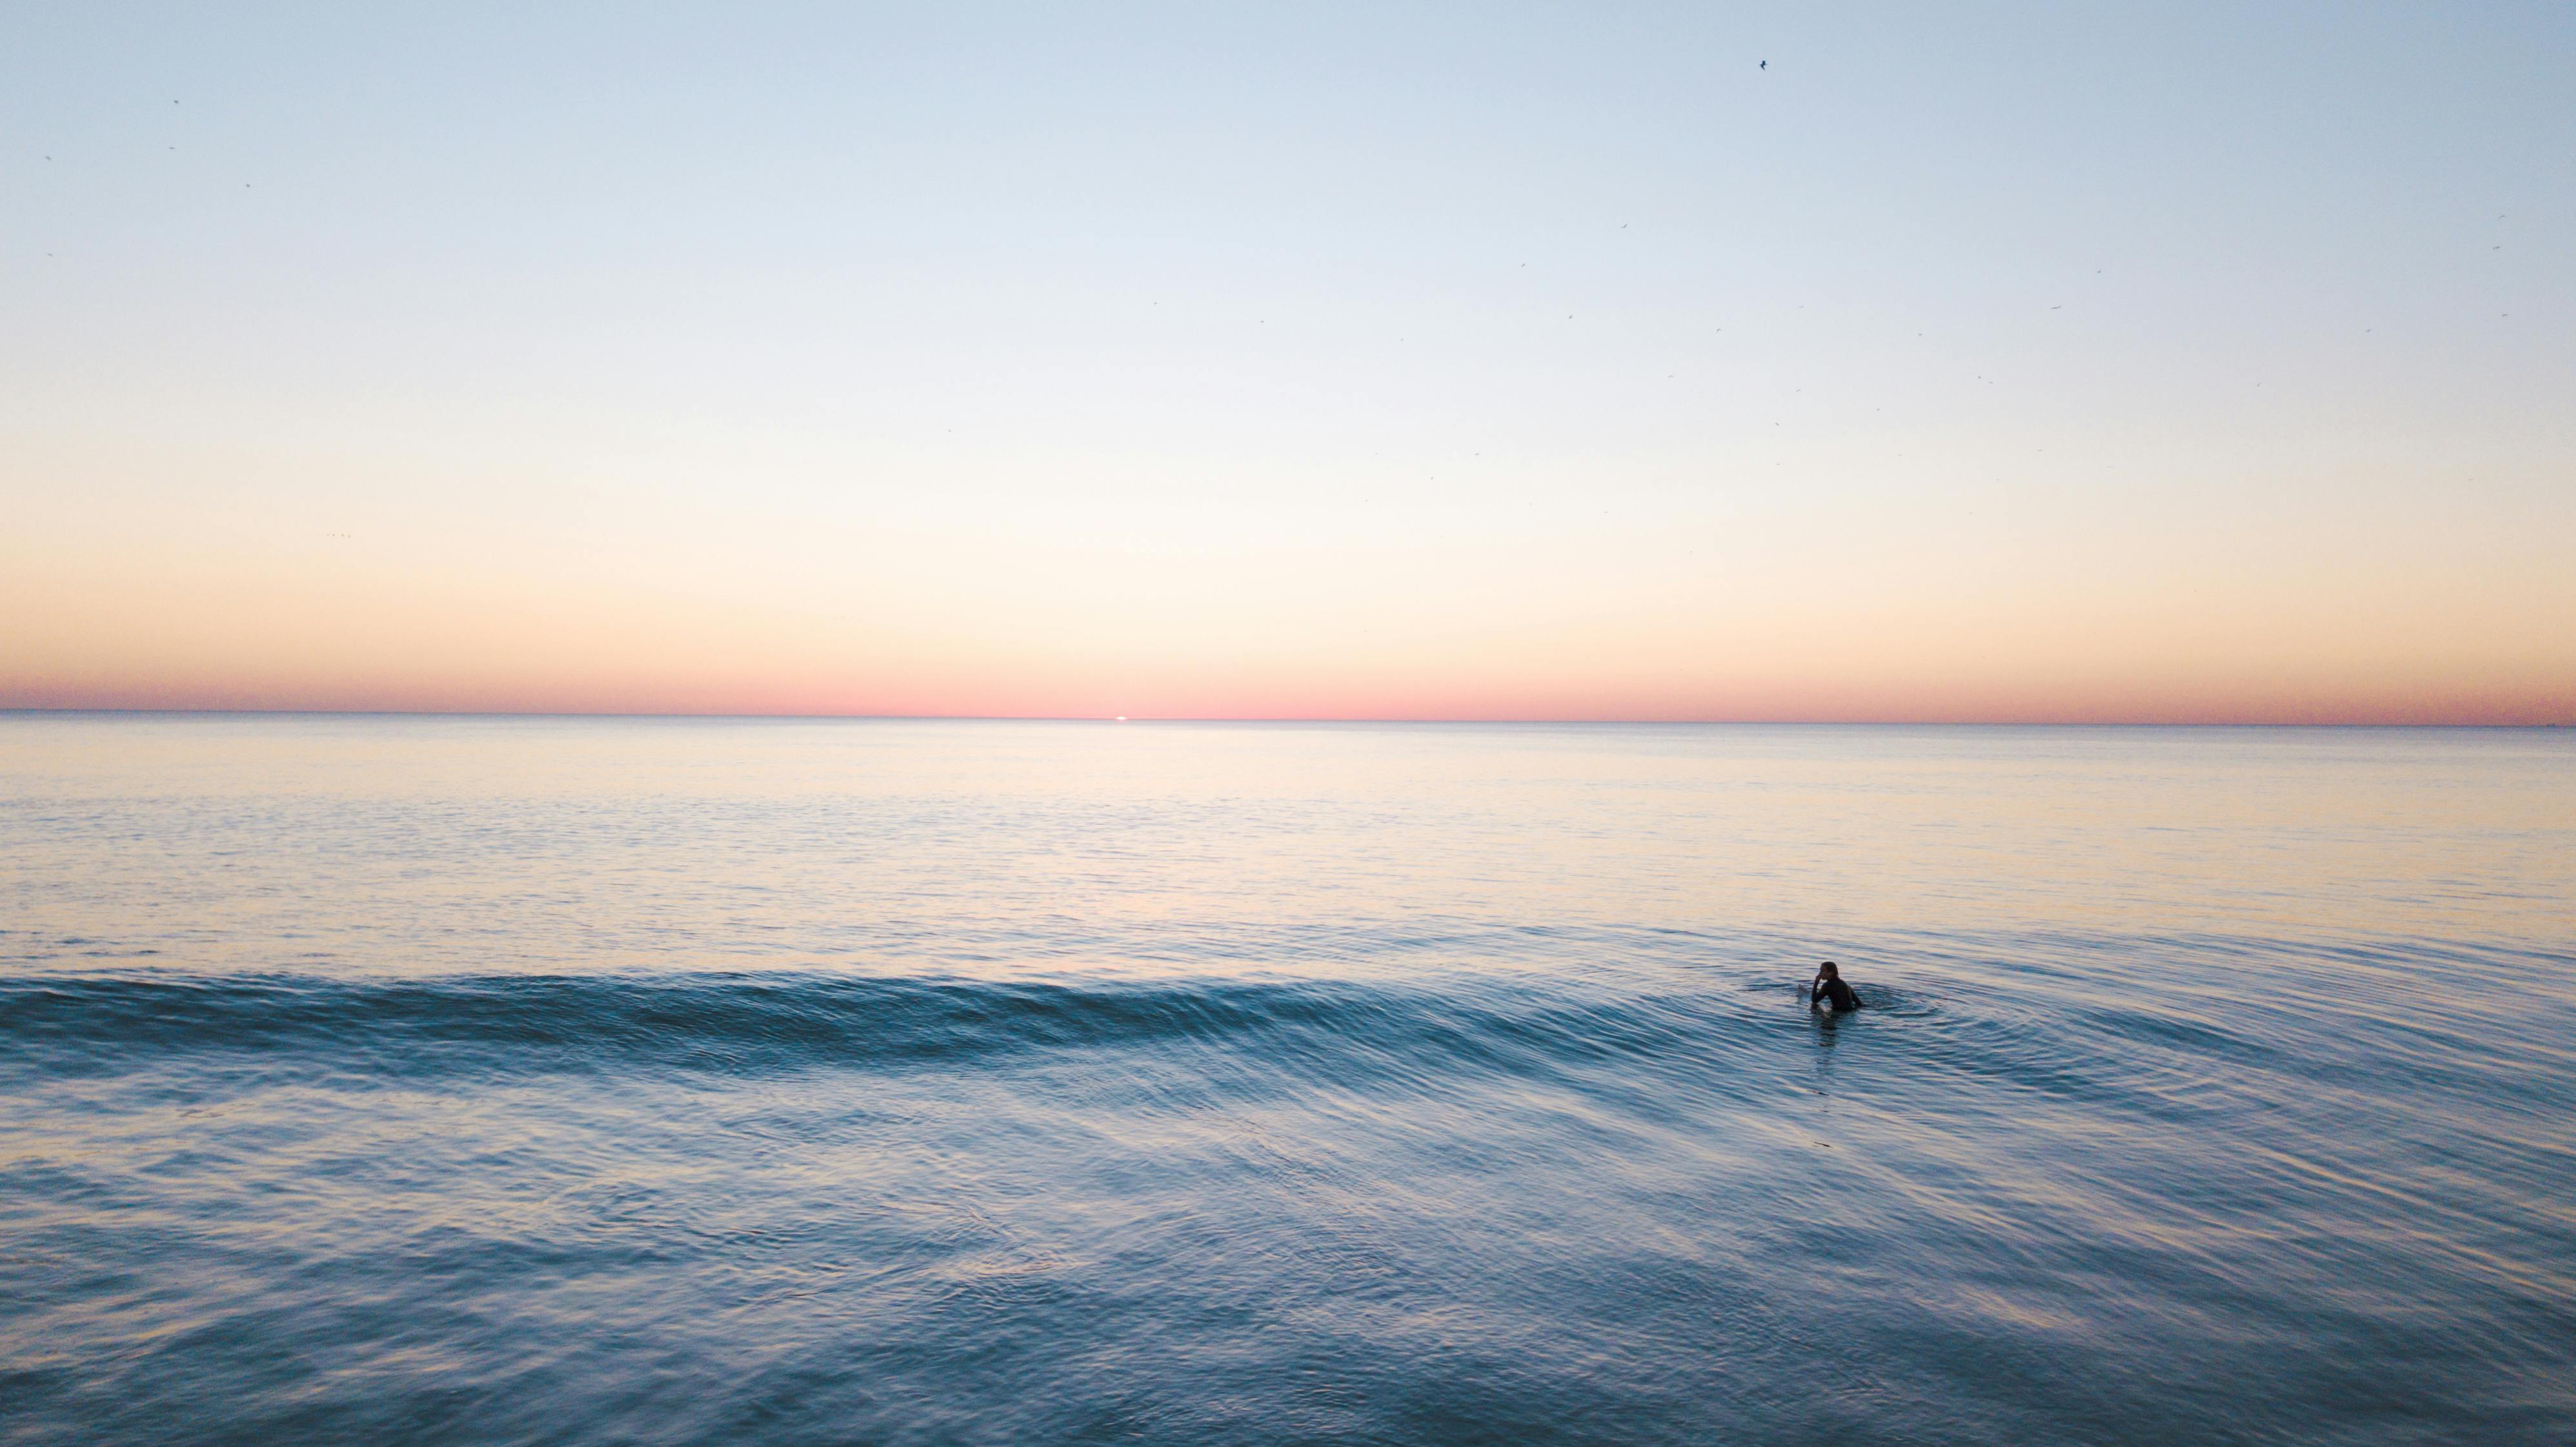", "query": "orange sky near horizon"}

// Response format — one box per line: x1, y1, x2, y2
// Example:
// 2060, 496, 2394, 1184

8, 430, 2566, 724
